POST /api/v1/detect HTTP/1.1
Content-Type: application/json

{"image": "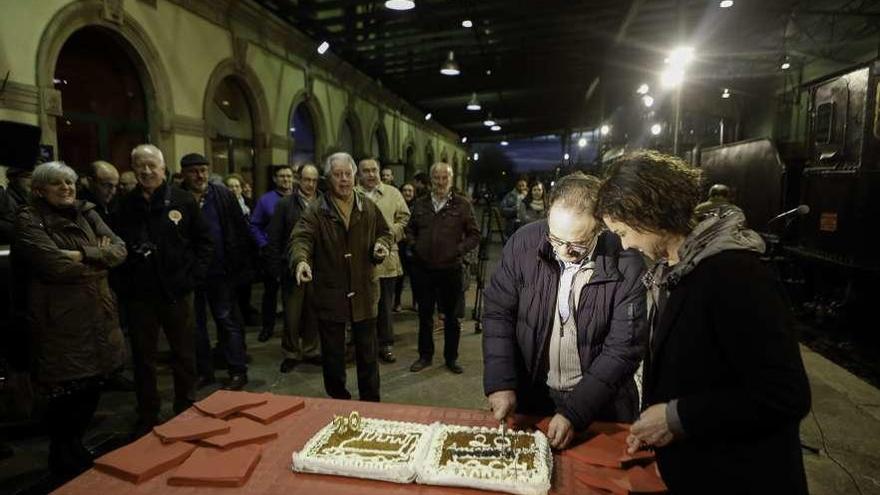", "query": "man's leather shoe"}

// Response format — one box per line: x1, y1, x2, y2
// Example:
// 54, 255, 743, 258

196, 375, 216, 390
223, 374, 248, 391
257, 329, 273, 342
379, 347, 396, 363
279, 358, 299, 373
446, 362, 463, 374
409, 358, 431, 372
